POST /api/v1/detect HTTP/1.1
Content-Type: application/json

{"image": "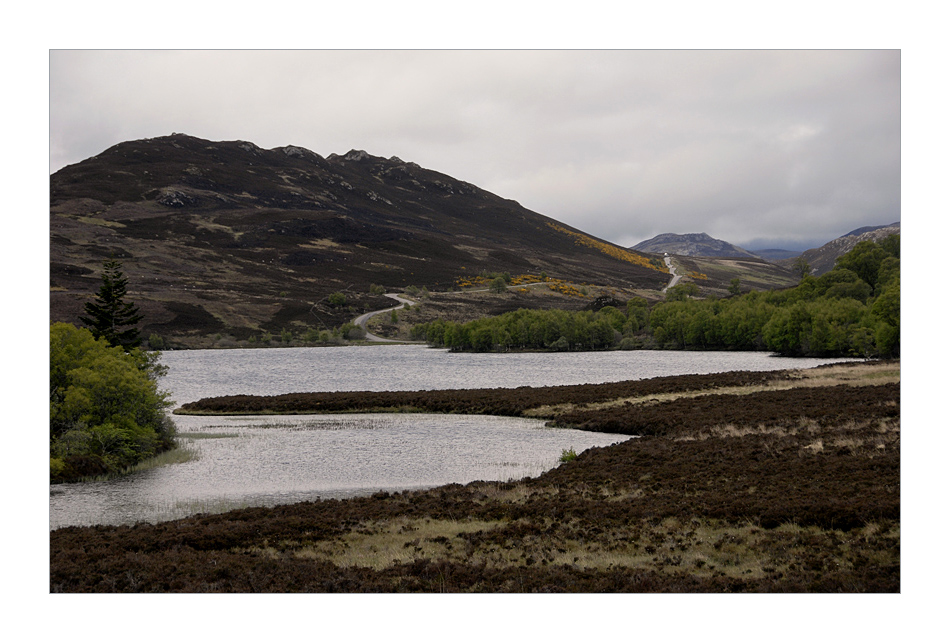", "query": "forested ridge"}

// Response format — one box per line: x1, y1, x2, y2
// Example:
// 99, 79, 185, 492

411, 235, 899, 358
